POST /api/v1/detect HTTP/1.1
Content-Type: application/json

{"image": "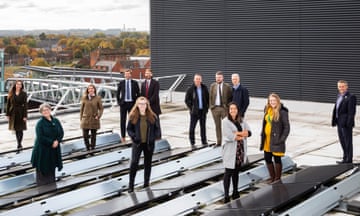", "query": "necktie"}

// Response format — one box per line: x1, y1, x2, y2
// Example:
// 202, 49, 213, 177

218, 84, 222, 105
145, 80, 149, 98
126, 80, 130, 100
